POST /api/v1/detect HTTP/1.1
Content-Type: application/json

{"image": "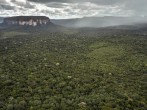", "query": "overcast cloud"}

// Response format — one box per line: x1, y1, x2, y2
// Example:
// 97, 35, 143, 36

0, 0, 146, 19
